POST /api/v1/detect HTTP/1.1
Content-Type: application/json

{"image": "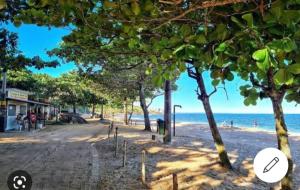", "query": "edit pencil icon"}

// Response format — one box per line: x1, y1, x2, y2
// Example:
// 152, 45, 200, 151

263, 157, 279, 173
